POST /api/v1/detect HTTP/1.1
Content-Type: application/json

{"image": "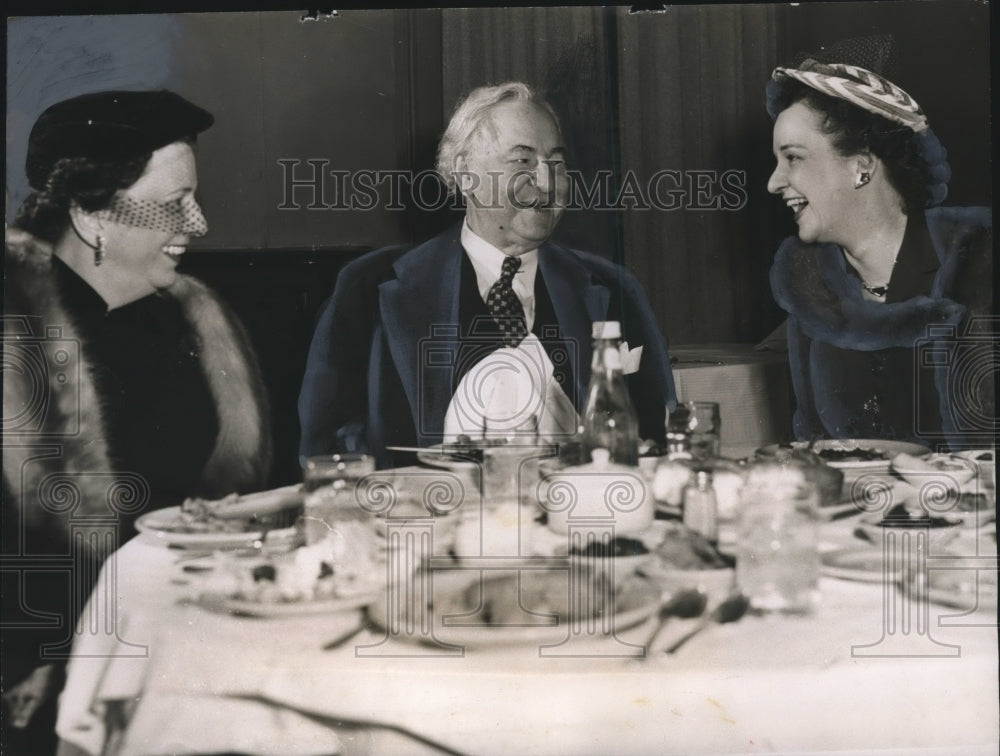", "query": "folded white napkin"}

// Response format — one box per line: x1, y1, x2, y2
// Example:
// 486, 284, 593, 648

619, 341, 643, 375
444, 334, 579, 442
